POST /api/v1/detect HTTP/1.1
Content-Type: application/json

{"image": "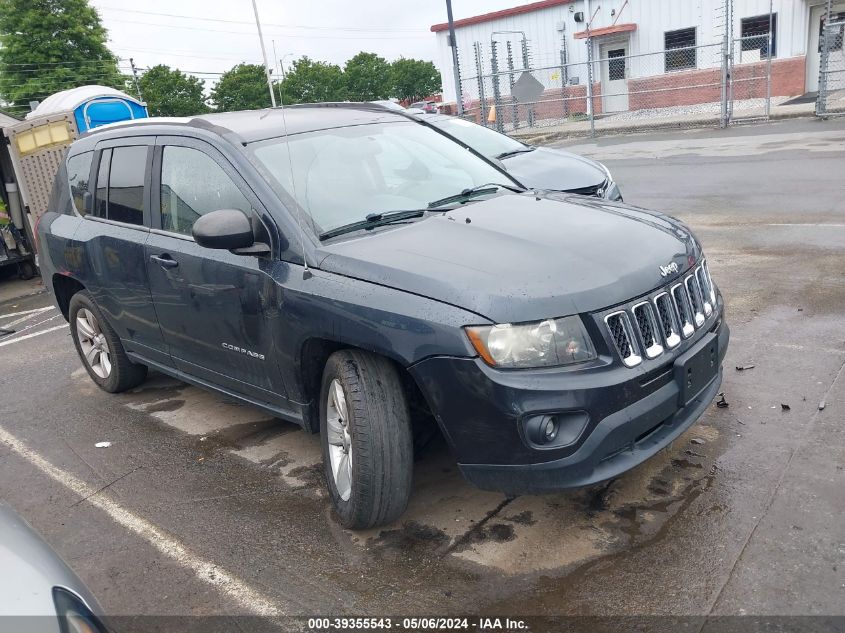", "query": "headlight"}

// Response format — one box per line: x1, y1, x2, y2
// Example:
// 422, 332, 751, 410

465, 316, 596, 369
